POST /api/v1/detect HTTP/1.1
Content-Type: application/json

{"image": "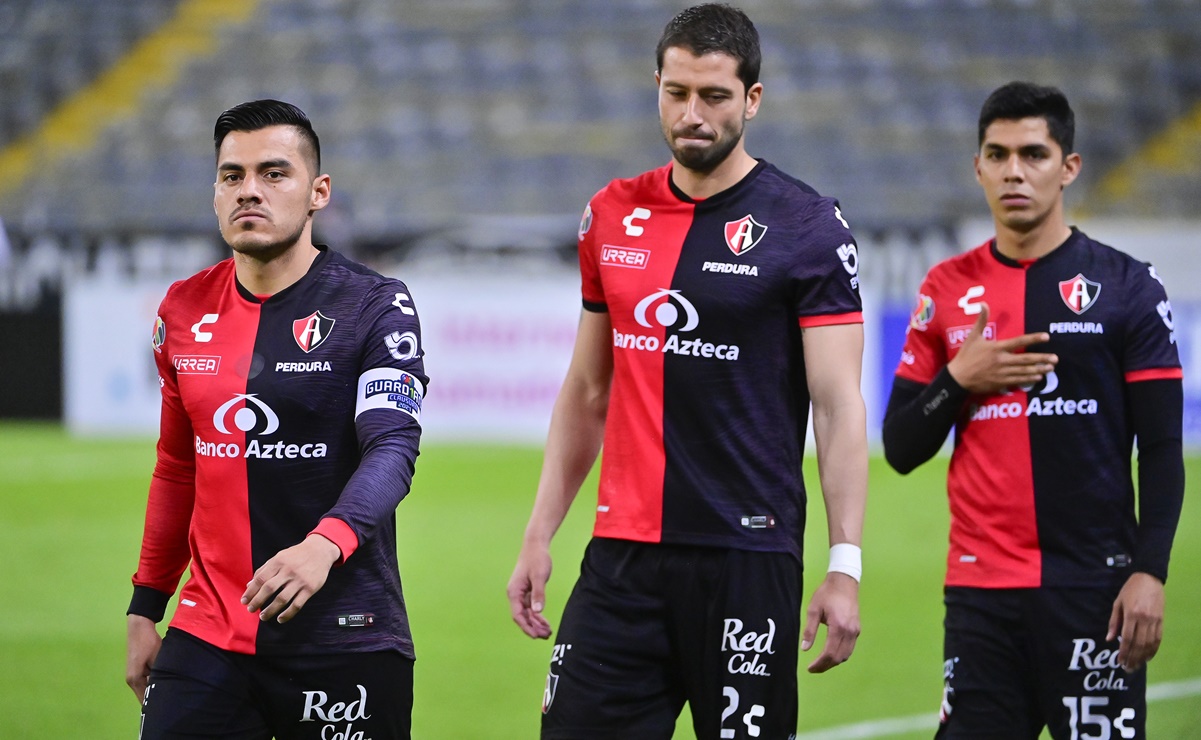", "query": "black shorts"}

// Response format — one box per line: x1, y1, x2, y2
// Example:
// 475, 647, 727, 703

140, 628, 413, 740
541, 537, 803, 740
936, 585, 1146, 740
